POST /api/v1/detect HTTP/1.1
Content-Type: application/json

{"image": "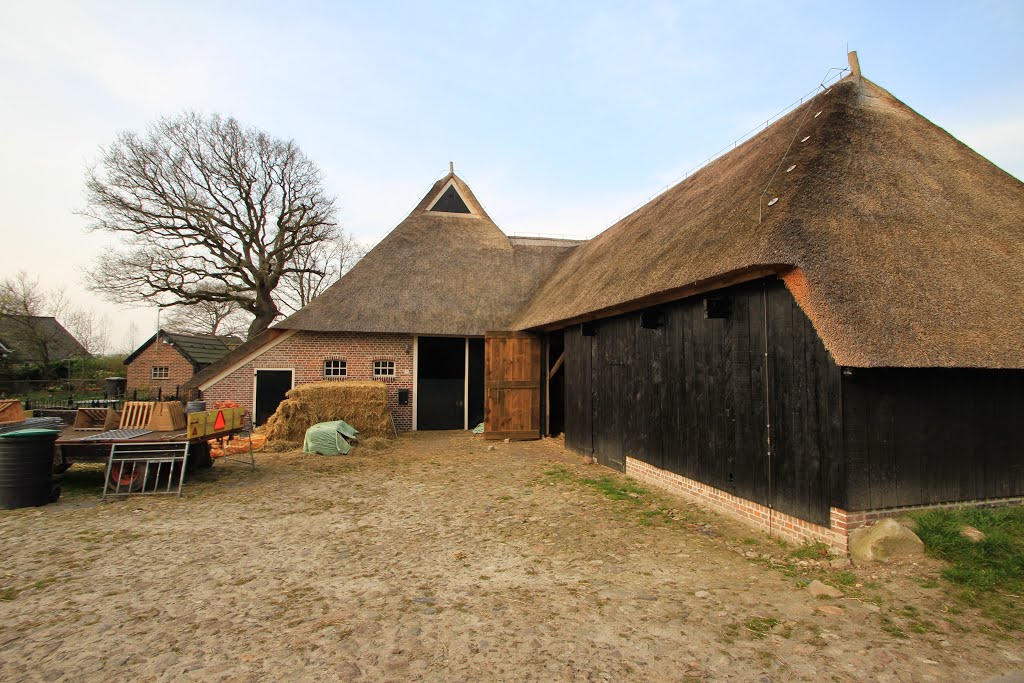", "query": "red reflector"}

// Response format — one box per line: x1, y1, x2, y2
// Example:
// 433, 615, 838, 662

214, 411, 226, 430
